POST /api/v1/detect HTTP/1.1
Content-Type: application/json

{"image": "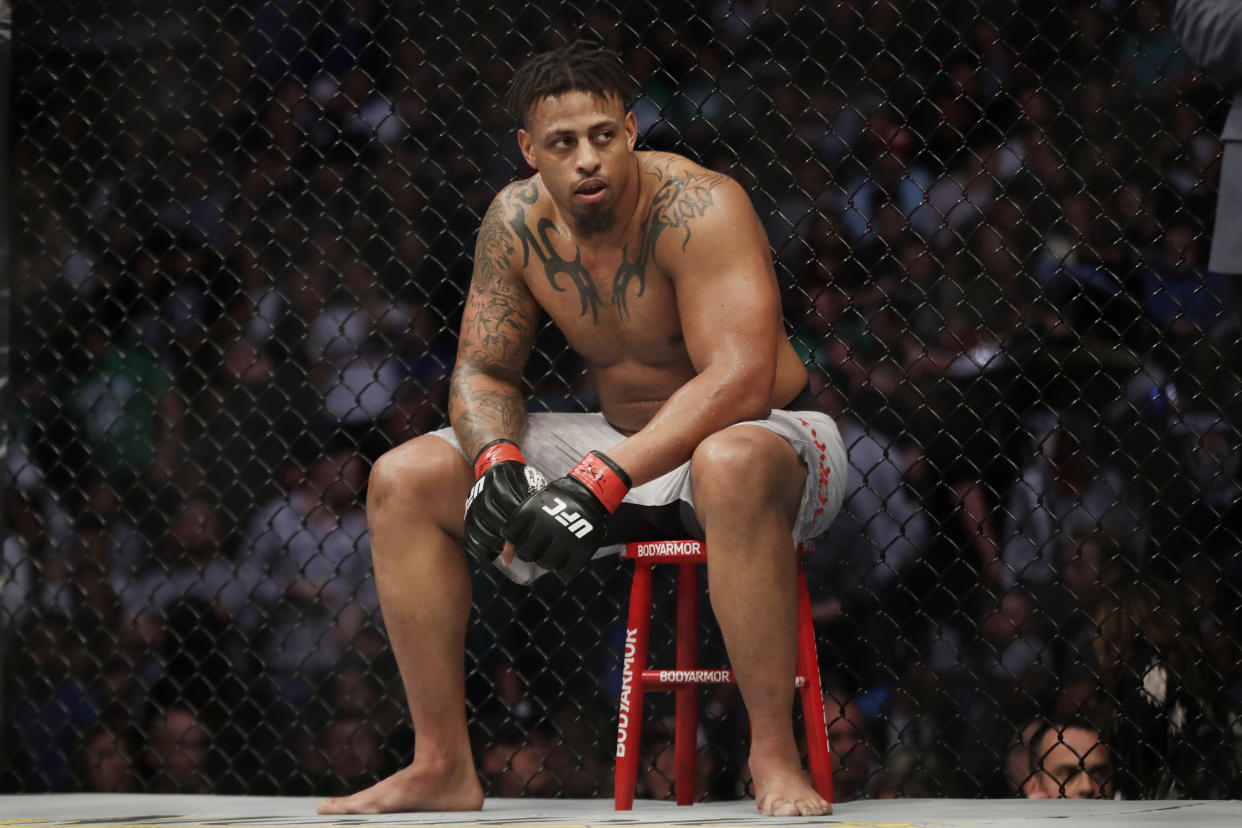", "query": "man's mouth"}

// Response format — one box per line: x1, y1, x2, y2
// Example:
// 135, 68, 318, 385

574, 179, 608, 203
